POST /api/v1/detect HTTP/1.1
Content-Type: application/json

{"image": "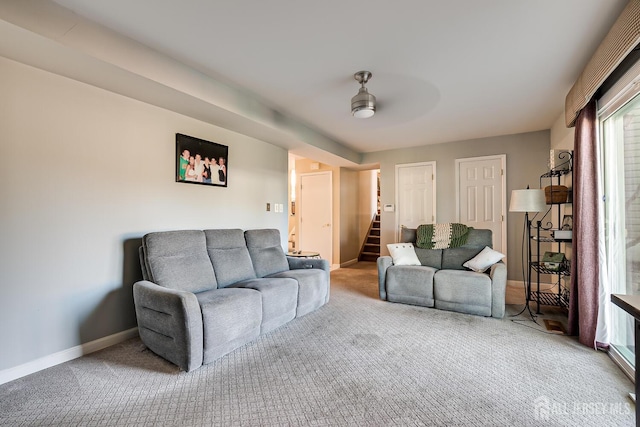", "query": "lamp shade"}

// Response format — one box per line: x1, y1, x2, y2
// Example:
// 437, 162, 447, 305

351, 87, 376, 118
351, 71, 376, 118
509, 189, 546, 213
